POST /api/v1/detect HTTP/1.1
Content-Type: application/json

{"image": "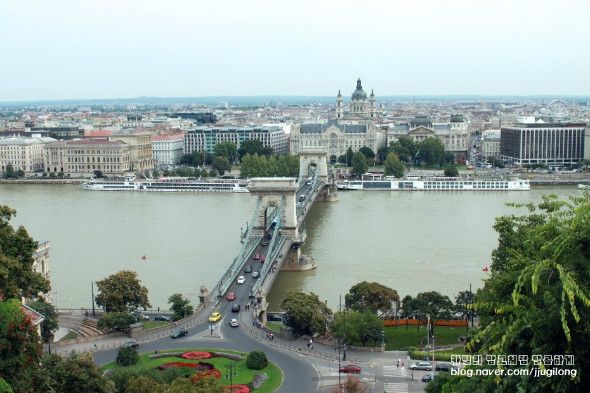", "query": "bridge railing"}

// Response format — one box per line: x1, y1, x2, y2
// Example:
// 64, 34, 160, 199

250, 236, 286, 297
